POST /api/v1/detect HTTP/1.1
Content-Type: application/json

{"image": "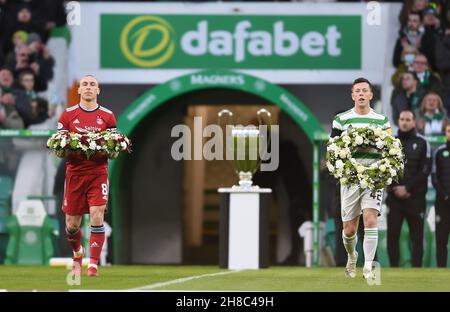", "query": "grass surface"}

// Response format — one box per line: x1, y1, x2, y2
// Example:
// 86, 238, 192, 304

0, 265, 449, 291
